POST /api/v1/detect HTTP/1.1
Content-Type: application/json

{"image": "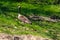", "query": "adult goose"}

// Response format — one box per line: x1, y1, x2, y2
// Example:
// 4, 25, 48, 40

18, 6, 31, 24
